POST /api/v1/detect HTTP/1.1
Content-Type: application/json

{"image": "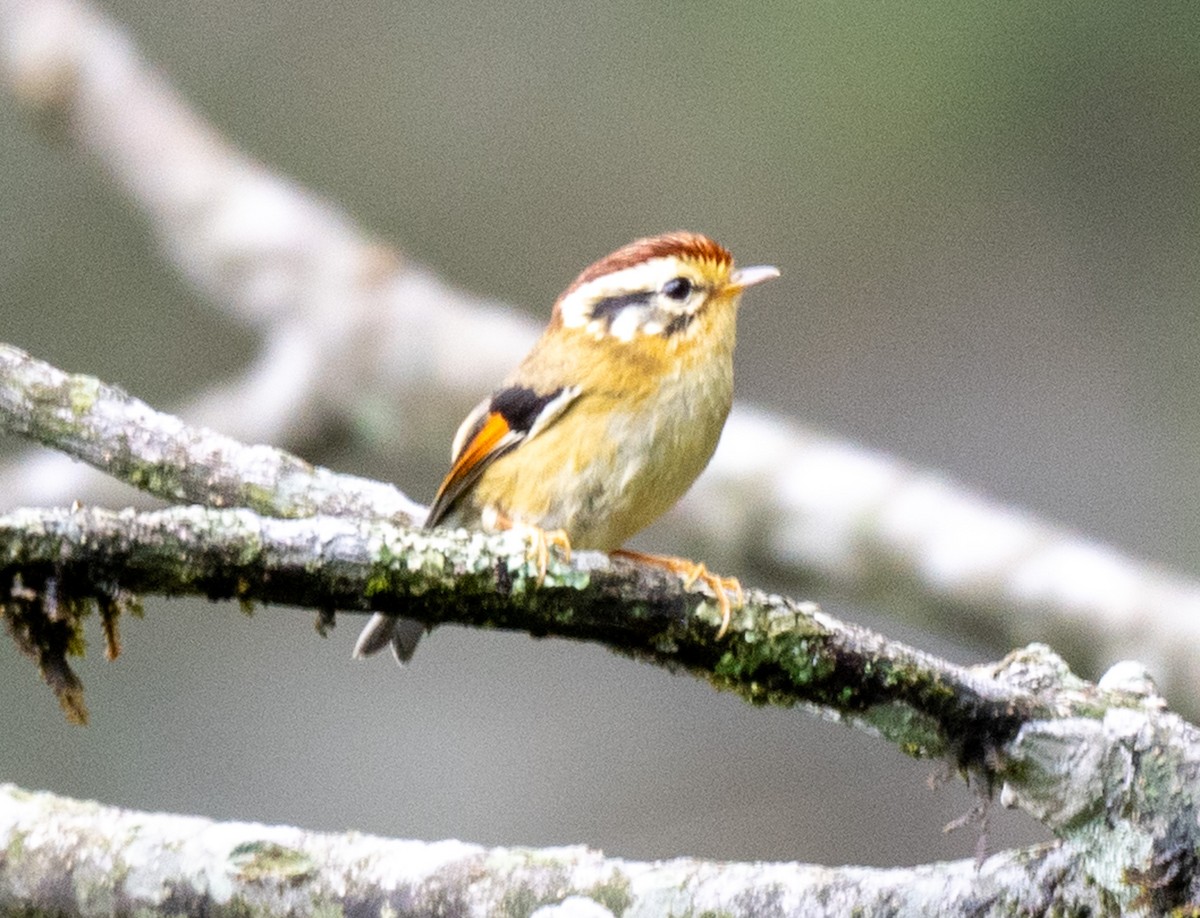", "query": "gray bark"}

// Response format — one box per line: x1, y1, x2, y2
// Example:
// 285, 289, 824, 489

3, 345, 1200, 914
1, 0, 1199, 705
